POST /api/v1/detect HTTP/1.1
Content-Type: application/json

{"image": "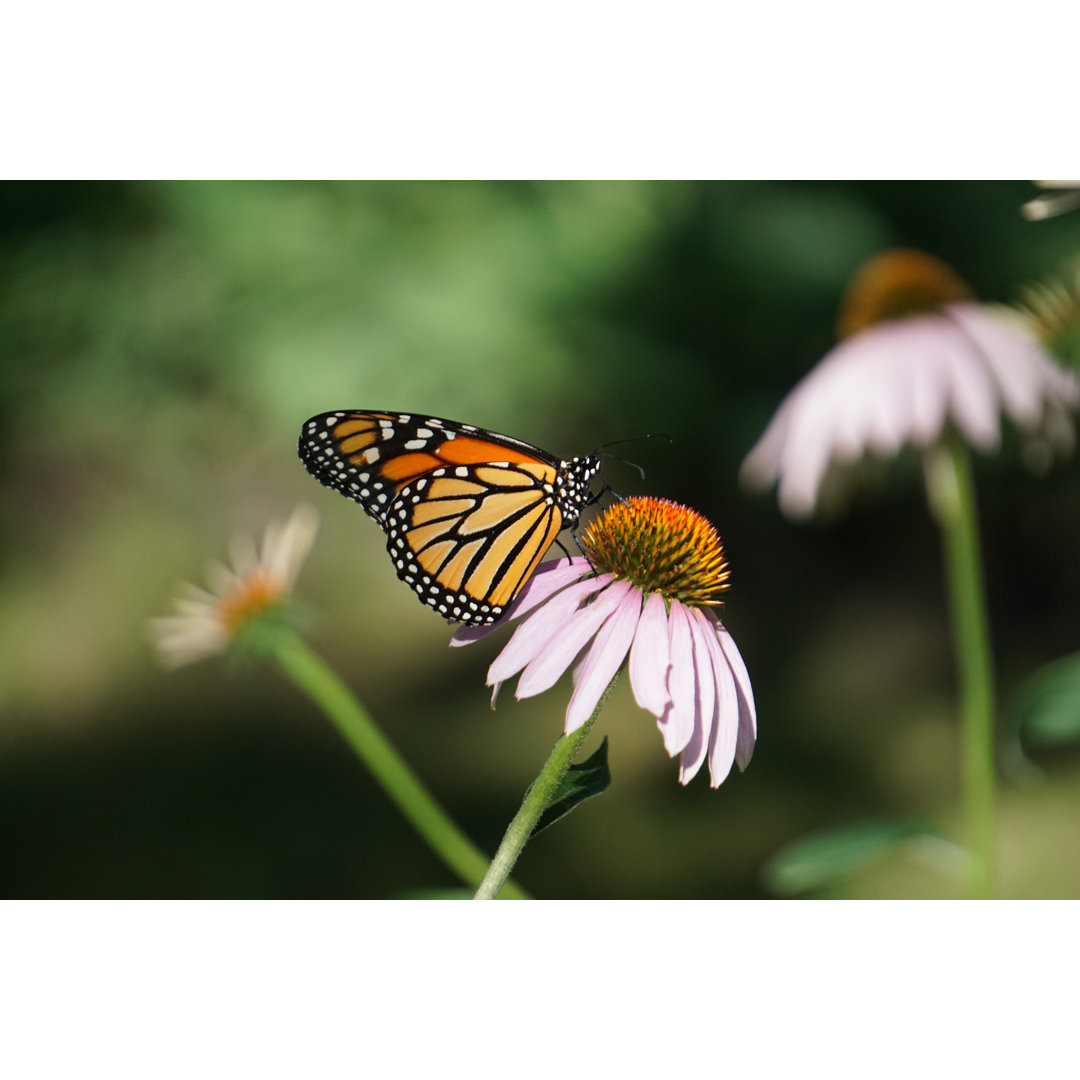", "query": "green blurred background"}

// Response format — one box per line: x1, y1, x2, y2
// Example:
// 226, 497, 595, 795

3, 180, 1079, 898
